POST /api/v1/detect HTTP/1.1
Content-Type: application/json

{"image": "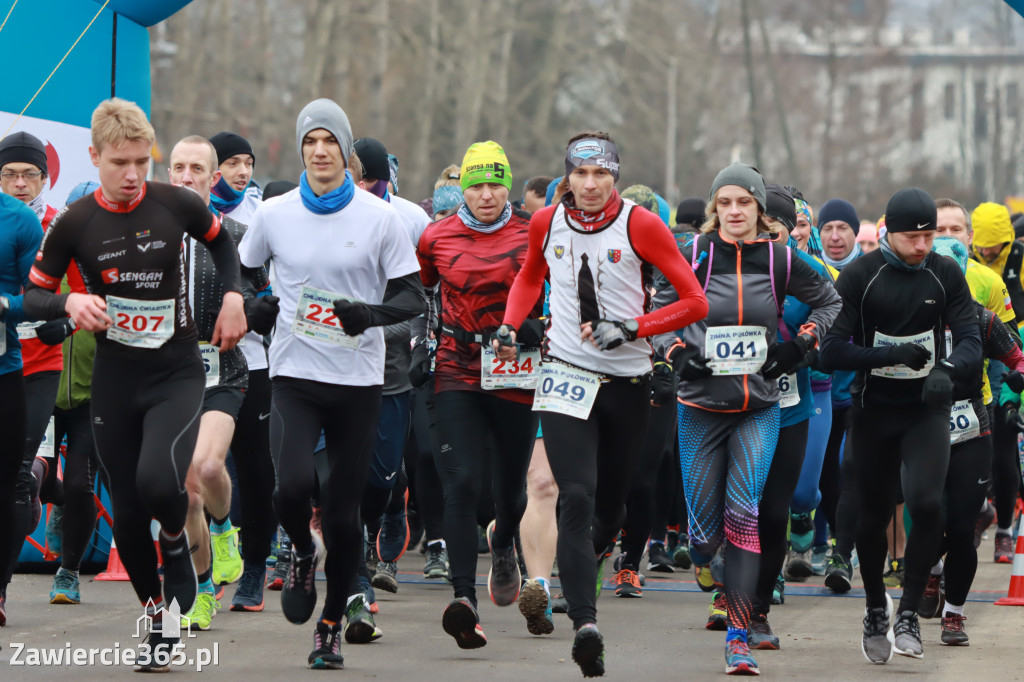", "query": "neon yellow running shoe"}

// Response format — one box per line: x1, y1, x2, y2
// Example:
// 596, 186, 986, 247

211, 526, 243, 585
182, 591, 221, 631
